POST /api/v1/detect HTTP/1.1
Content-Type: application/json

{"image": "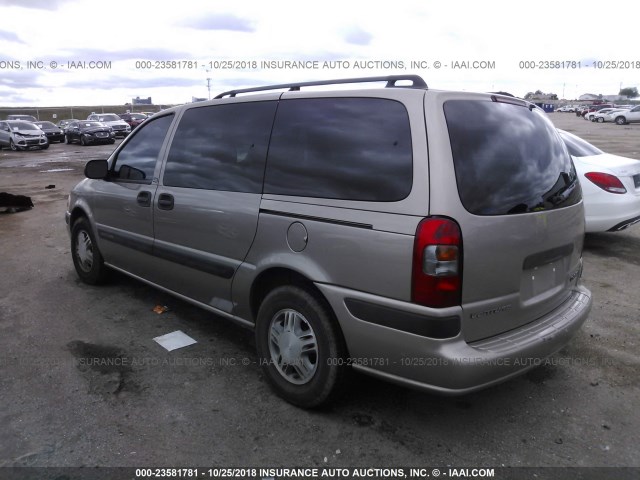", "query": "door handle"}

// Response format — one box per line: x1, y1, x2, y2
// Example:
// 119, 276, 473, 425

136, 191, 151, 207
157, 193, 174, 210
